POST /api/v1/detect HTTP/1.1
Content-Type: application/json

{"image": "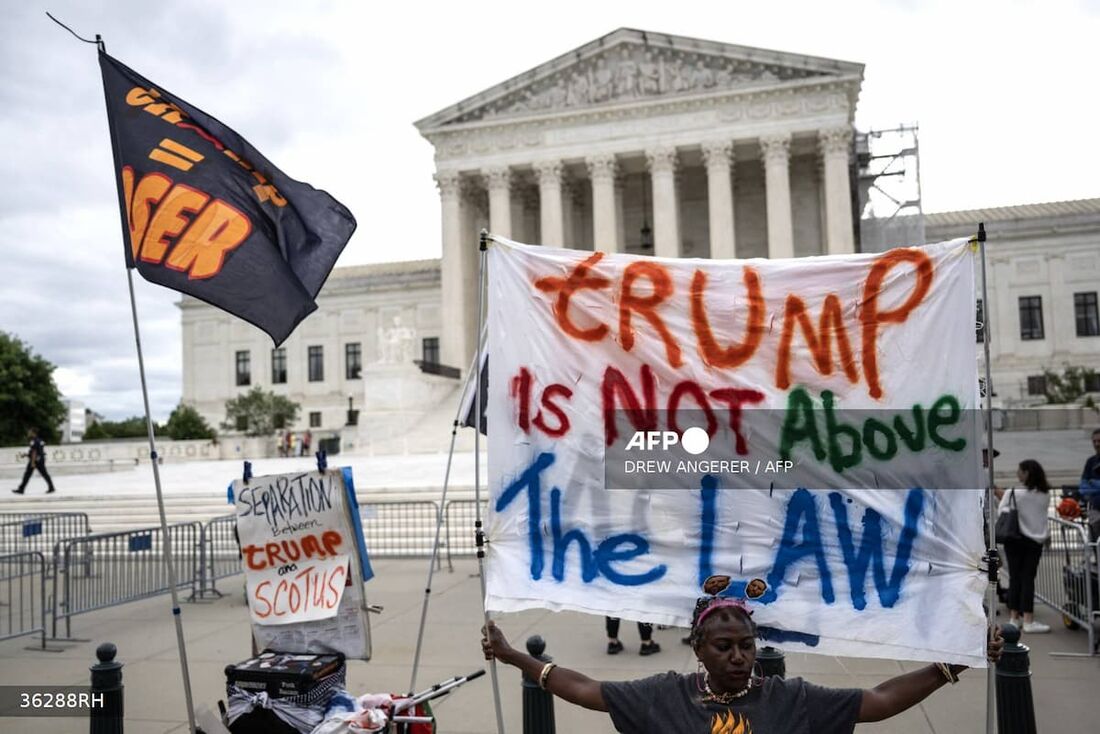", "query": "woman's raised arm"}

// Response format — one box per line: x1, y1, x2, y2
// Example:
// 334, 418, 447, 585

858, 626, 1003, 723
481, 621, 608, 712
